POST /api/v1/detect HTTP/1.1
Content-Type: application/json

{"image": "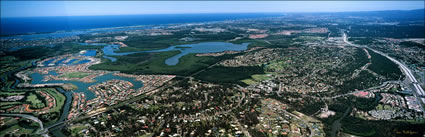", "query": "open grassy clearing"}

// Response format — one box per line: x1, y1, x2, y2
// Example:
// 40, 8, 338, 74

195, 66, 265, 85
43, 88, 65, 113
26, 93, 45, 109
